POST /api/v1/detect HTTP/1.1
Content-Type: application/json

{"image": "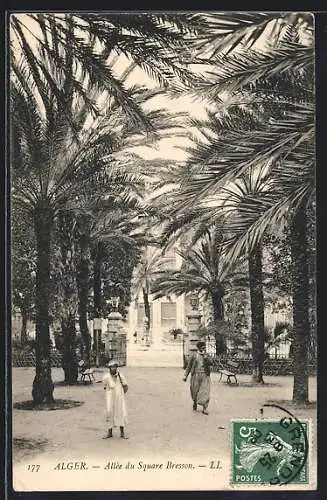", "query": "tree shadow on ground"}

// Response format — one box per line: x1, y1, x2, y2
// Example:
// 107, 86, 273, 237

13, 437, 49, 463
54, 380, 94, 387
265, 399, 317, 410
13, 399, 84, 411
13, 437, 48, 451
219, 381, 283, 388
